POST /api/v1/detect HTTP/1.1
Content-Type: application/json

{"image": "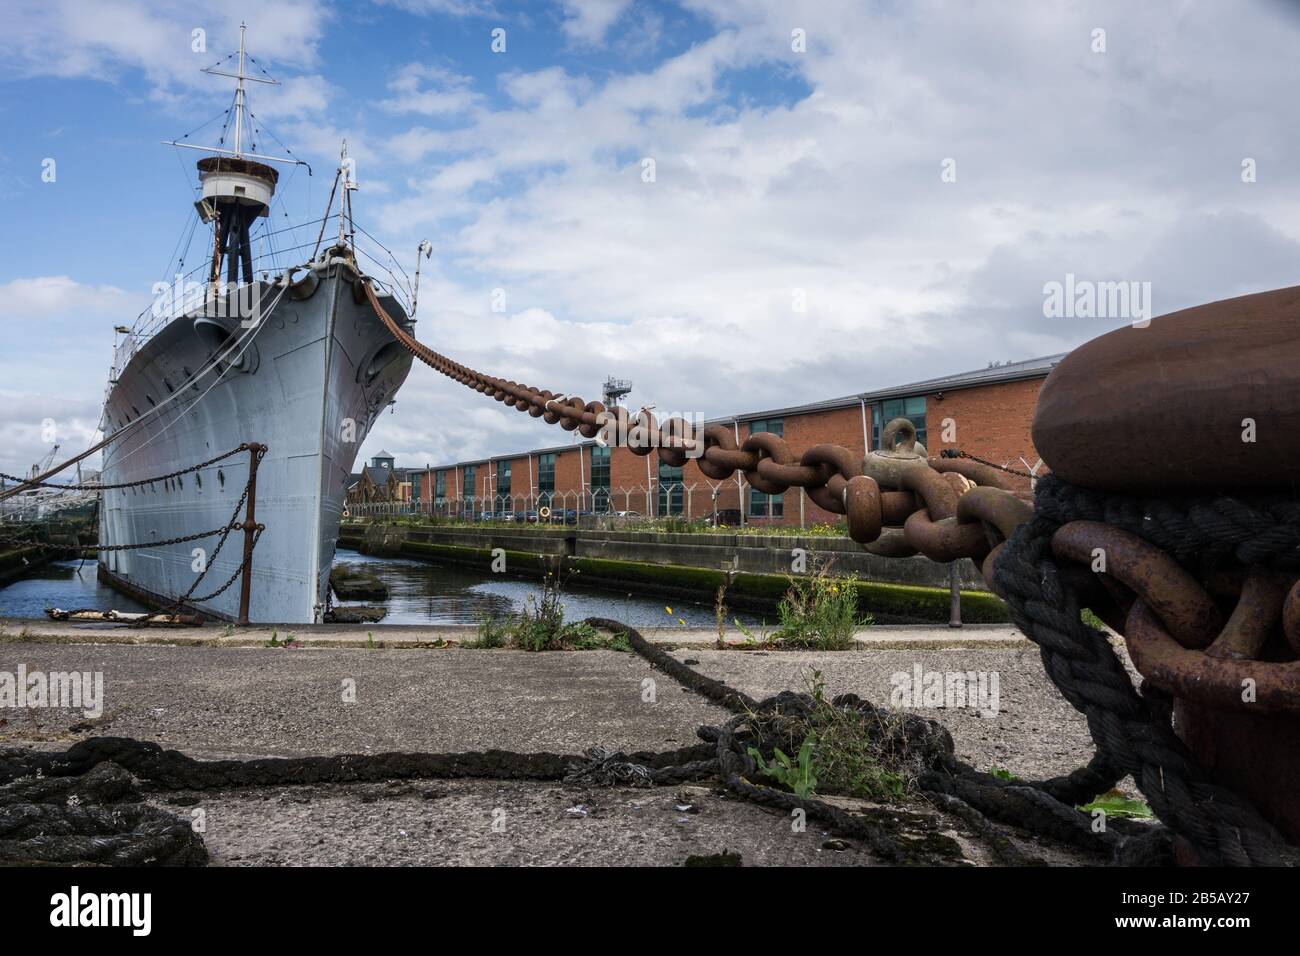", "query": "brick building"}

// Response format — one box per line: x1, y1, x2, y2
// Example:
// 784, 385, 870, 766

395, 354, 1059, 527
